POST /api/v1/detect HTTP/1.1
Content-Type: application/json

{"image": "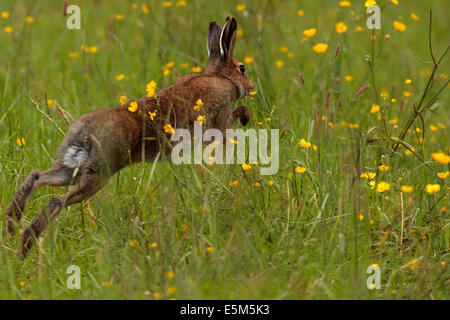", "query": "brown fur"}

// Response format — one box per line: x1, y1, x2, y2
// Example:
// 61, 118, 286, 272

5, 17, 254, 258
